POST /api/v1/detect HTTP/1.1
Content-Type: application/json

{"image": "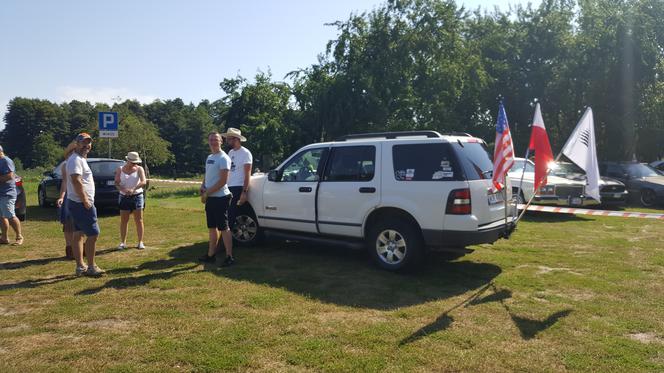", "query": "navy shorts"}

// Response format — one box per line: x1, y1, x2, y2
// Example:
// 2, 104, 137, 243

205, 195, 231, 230
67, 200, 100, 236
118, 193, 145, 211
